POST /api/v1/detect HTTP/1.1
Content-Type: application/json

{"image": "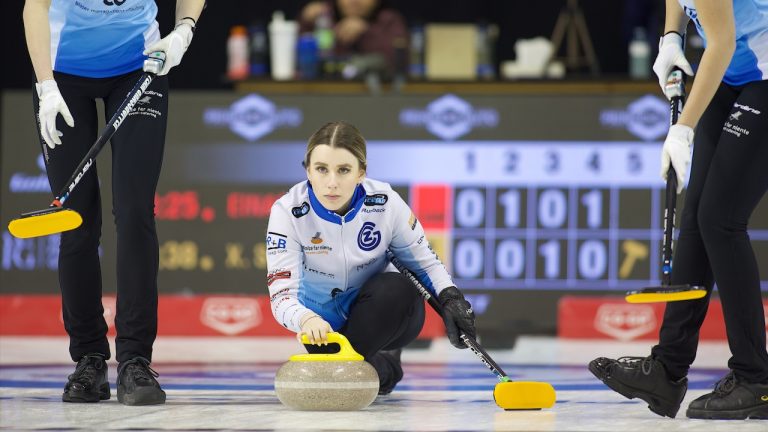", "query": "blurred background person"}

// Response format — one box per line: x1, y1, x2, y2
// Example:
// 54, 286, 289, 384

299, 0, 408, 78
